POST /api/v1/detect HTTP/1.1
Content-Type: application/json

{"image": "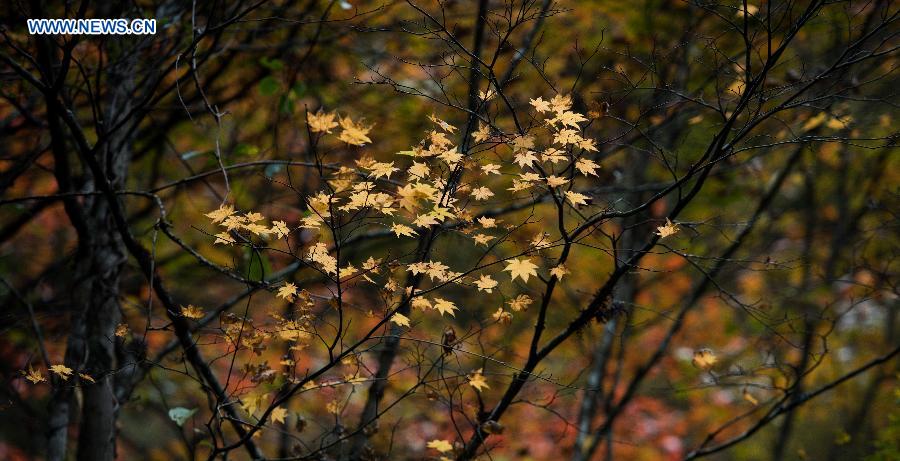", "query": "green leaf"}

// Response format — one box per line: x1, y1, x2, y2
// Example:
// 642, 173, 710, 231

259, 57, 284, 71
279, 94, 295, 115
258, 76, 279, 96
290, 82, 307, 98
234, 143, 259, 157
